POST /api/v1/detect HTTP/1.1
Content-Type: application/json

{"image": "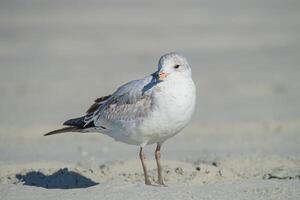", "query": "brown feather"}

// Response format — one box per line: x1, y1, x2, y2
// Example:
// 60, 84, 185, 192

86, 95, 111, 114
